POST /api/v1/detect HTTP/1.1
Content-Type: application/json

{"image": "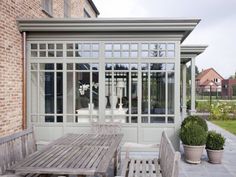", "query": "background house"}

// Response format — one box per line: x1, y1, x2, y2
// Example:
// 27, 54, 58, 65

221, 79, 236, 99
196, 68, 223, 93
0, 0, 99, 137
